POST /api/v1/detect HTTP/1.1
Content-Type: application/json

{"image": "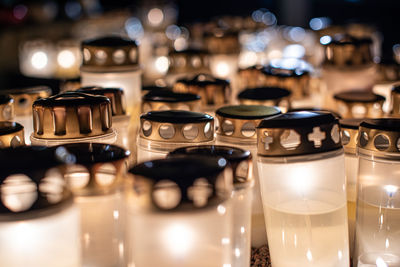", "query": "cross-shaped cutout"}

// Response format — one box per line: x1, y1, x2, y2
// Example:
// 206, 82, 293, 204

262, 132, 274, 150
187, 178, 212, 208
308, 127, 326, 147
